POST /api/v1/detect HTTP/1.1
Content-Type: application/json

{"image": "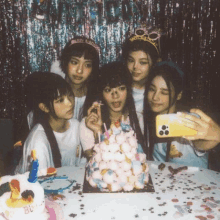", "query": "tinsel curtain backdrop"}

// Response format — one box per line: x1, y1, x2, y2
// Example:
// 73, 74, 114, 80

0, 0, 219, 135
